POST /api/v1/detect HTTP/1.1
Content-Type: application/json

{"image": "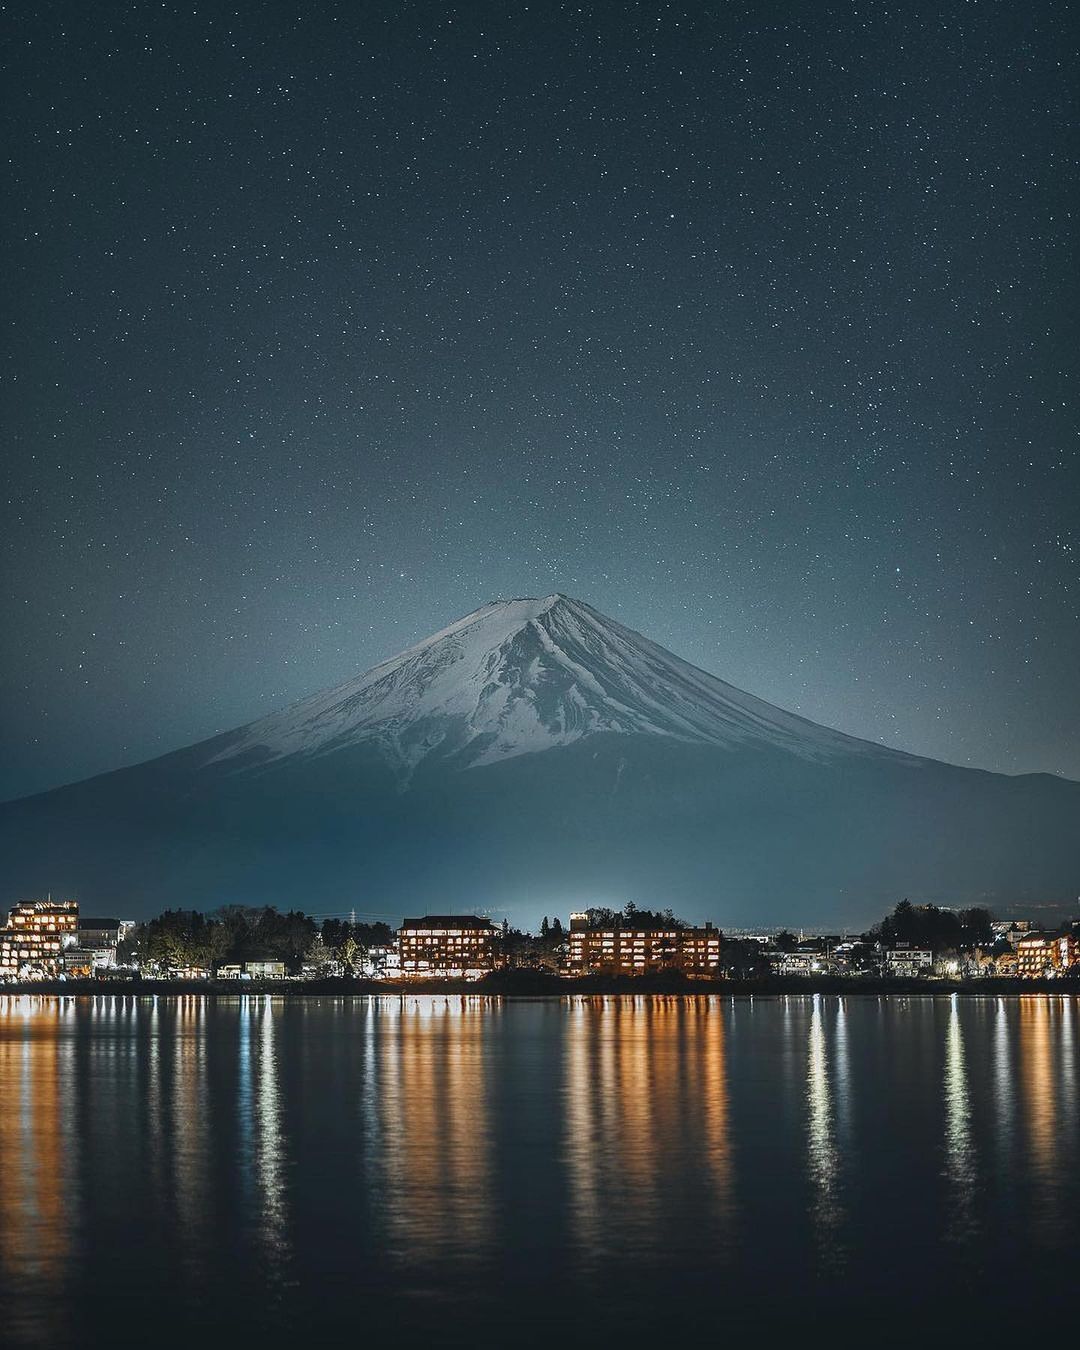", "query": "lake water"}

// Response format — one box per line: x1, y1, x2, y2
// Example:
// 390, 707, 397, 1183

0, 994, 1076, 1347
